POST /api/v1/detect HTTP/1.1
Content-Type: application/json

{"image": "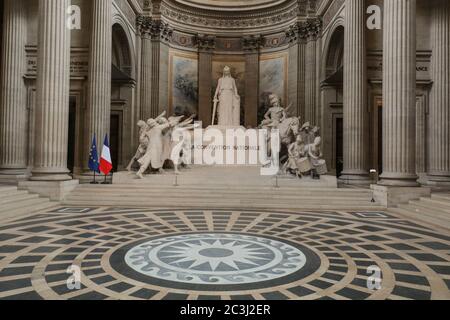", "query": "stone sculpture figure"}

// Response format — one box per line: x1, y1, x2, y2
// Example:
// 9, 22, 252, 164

285, 134, 307, 177
260, 94, 287, 130
307, 136, 328, 179
213, 66, 241, 126
160, 115, 195, 175
136, 118, 173, 179
129, 113, 196, 178
126, 120, 150, 172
